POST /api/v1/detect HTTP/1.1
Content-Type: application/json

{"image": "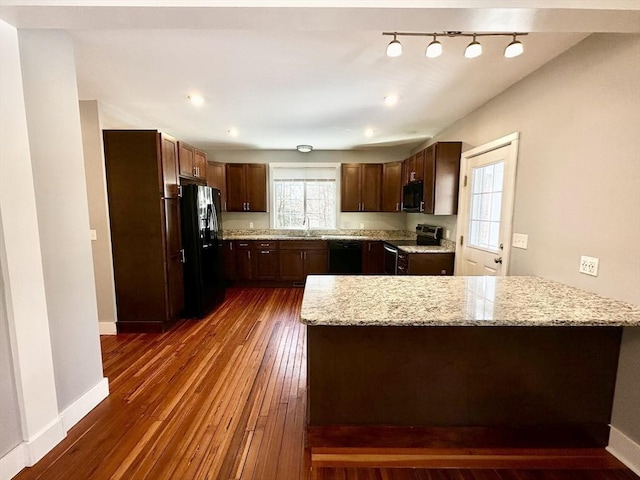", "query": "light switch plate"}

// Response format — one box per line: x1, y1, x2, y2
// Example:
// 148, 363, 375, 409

512, 233, 528, 249
360, 222, 365, 229
90, 229, 97, 241
249, 222, 254, 229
